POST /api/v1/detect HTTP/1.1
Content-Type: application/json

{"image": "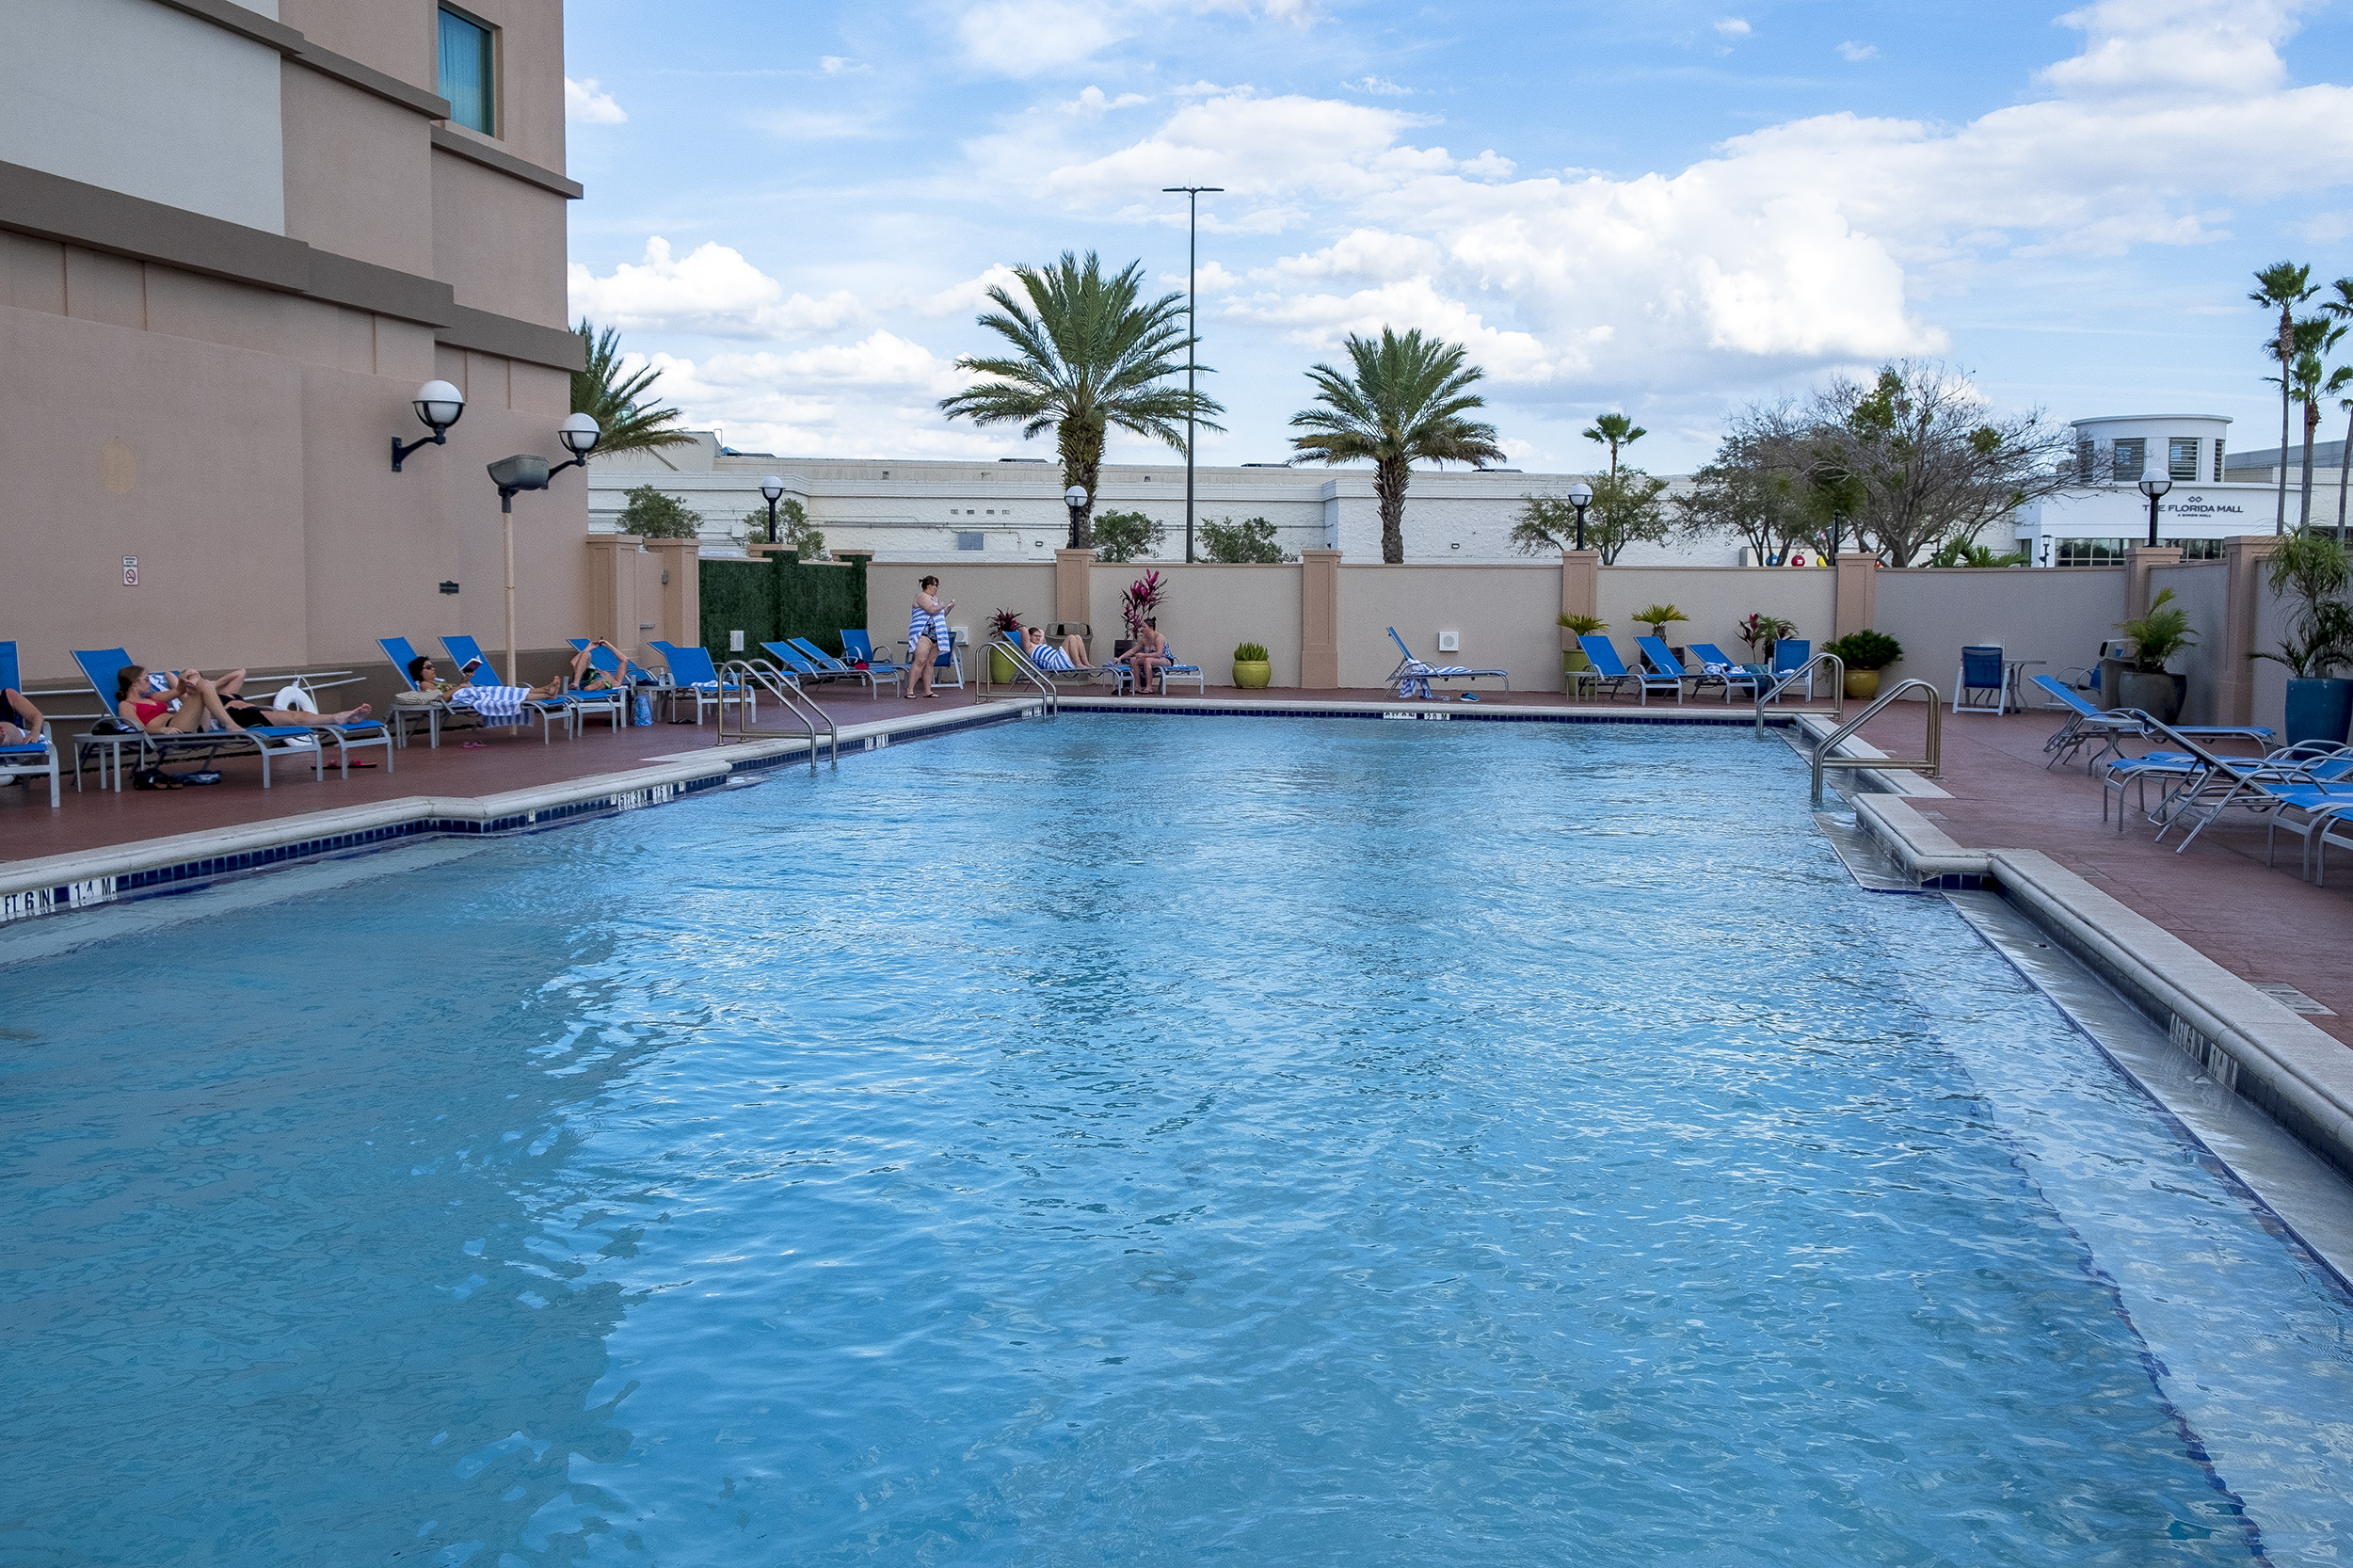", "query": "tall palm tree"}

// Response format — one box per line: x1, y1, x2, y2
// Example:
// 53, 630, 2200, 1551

2250, 262, 2315, 534
938, 251, 1221, 549
1288, 328, 1506, 563
572, 319, 696, 456
2294, 320, 2346, 529
2324, 276, 2353, 536
1580, 411, 1647, 482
